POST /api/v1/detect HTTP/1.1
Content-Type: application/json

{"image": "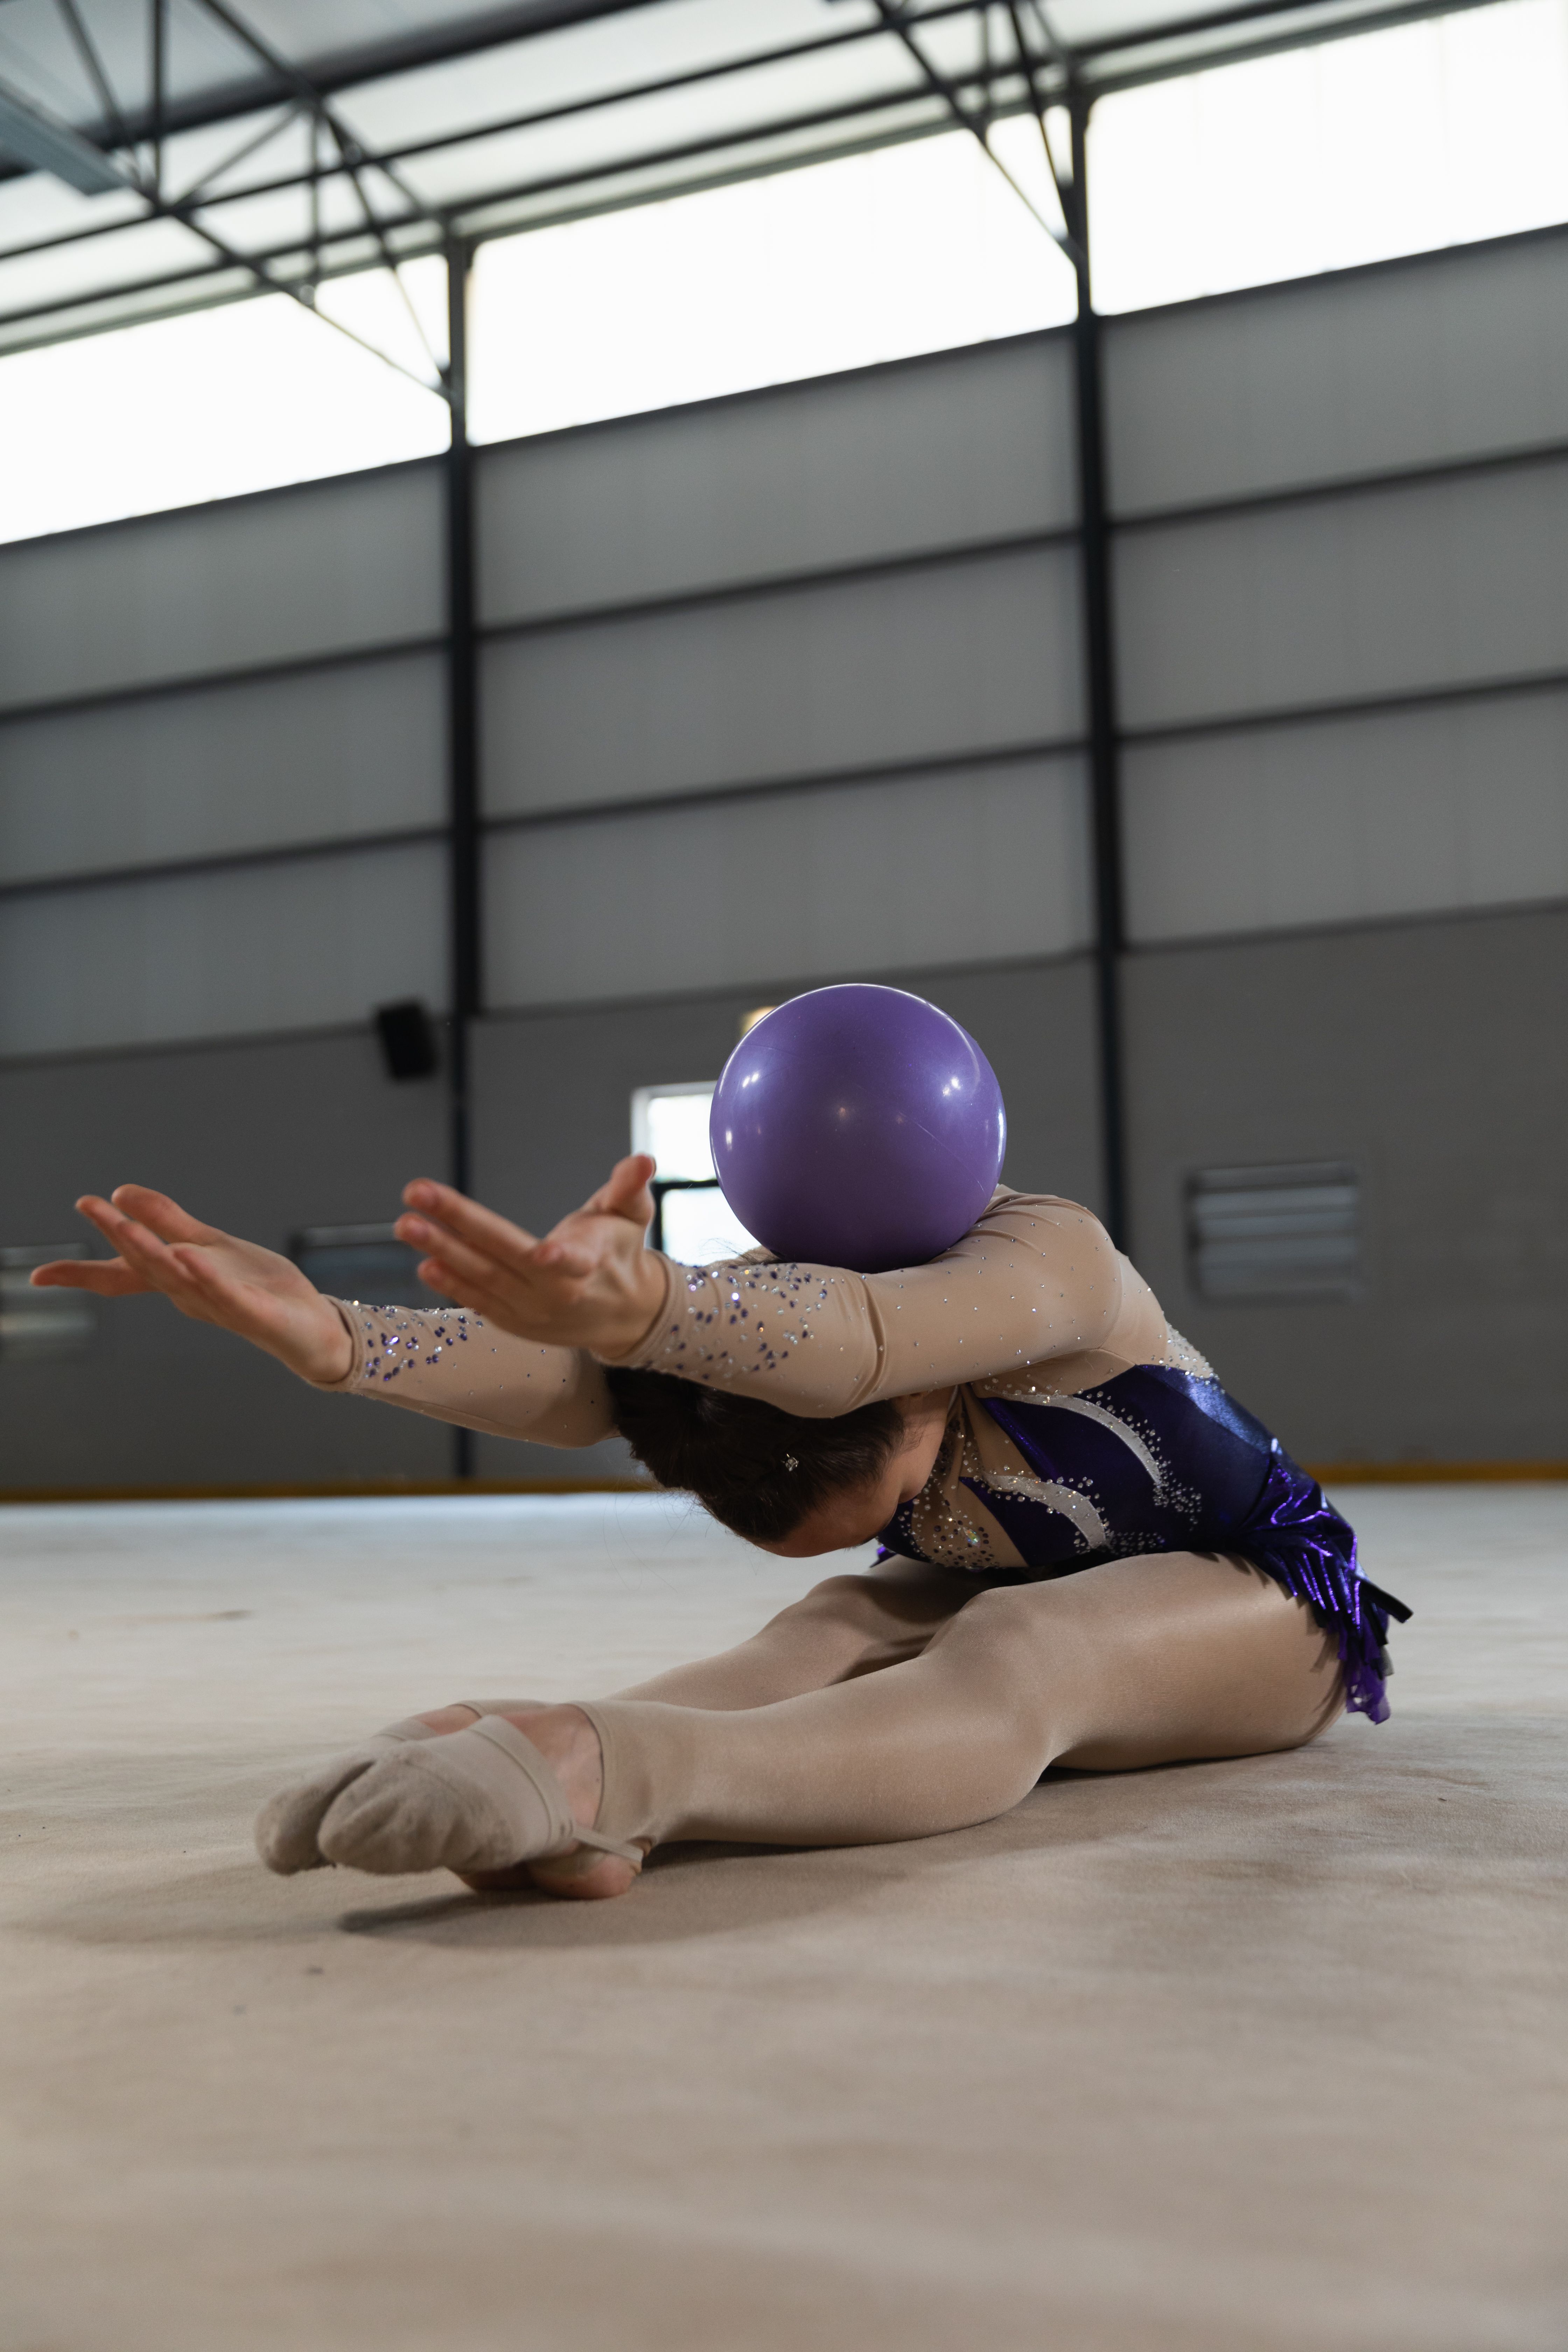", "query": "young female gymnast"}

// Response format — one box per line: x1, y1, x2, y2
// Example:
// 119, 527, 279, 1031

37, 1160, 1407, 1903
